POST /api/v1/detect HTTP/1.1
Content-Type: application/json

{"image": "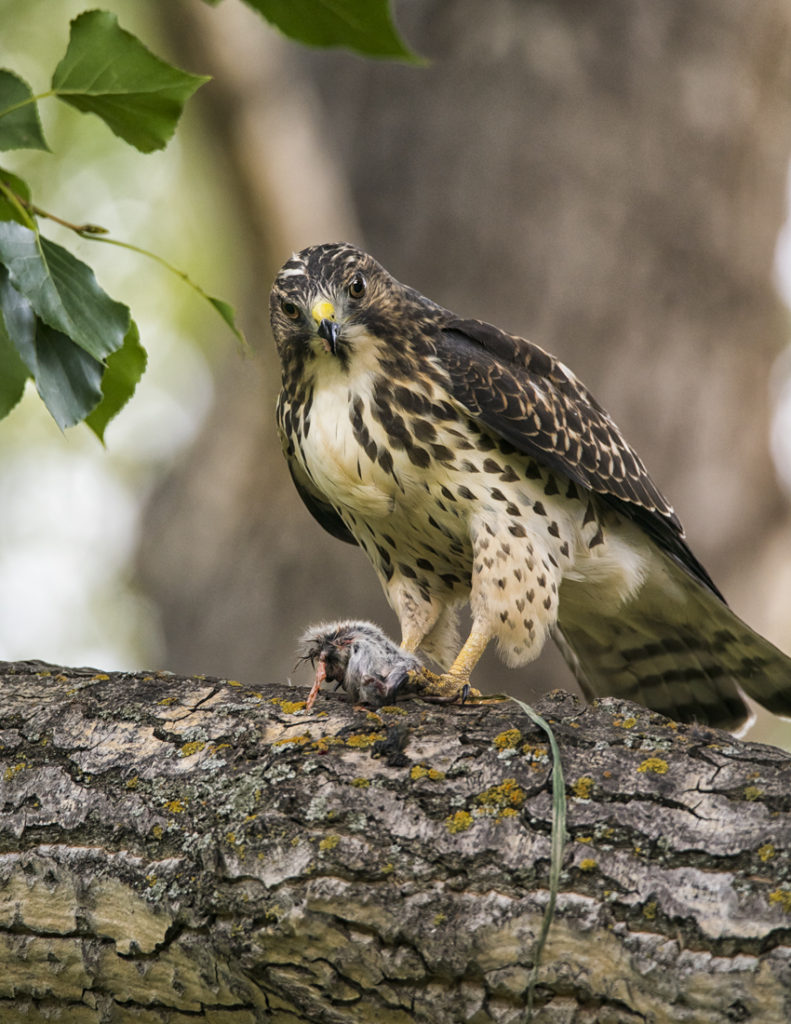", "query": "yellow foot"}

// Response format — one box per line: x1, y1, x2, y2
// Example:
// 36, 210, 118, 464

408, 668, 482, 704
